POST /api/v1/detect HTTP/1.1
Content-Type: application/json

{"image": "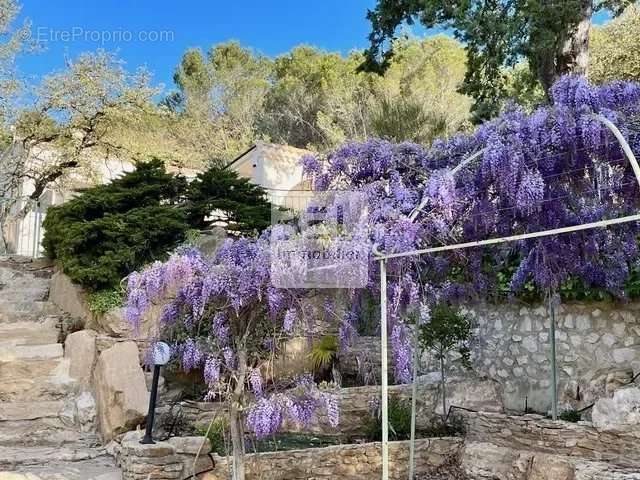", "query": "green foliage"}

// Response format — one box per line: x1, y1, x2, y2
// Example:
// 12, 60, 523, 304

186, 165, 272, 235
43, 159, 274, 290
166, 38, 471, 156
559, 409, 582, 423
87, 288, 124, 316
419, 304, 472, 368
362, 0, 634, 119
365, 397, 412, 441
369, 95, 448, 144
356, 290, 381, 336
43, 159, 189, 290
197, 419, 228, 455
590, 5, 640, 84
309, 335, 338, 373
